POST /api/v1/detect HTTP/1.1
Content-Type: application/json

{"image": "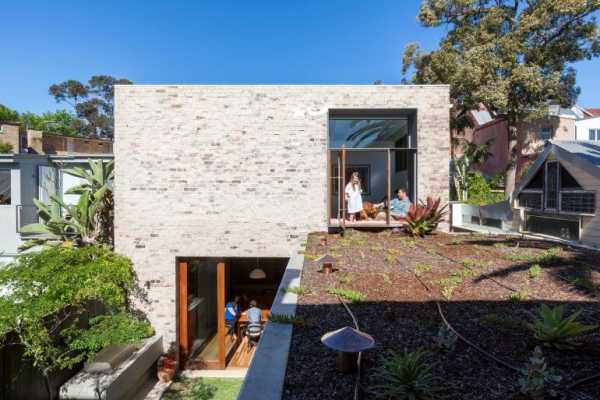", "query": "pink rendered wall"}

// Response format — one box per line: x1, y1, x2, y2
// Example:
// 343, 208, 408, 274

468, 119, 509, 177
